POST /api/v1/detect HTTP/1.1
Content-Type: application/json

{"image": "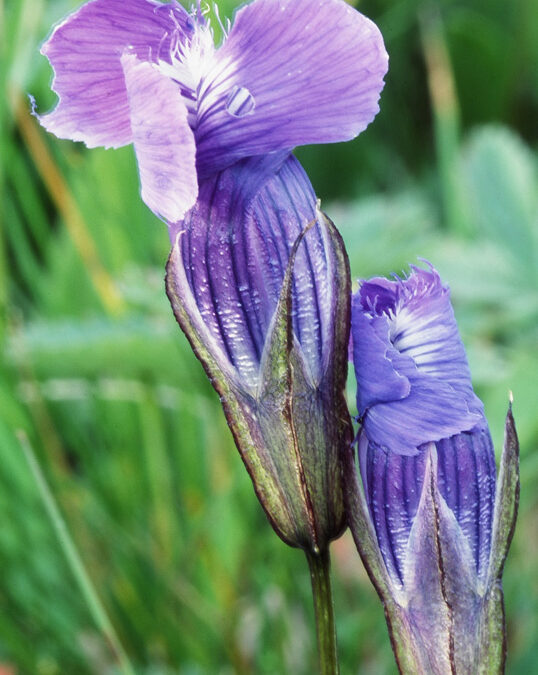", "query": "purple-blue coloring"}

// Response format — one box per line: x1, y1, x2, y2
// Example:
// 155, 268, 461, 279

37, 0, 388, 225
351, 264, 496, 584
